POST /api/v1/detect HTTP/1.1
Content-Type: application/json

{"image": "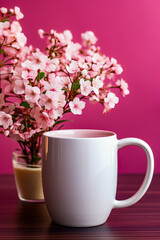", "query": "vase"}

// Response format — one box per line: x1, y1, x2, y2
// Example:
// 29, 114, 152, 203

12, 150, 44, 202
